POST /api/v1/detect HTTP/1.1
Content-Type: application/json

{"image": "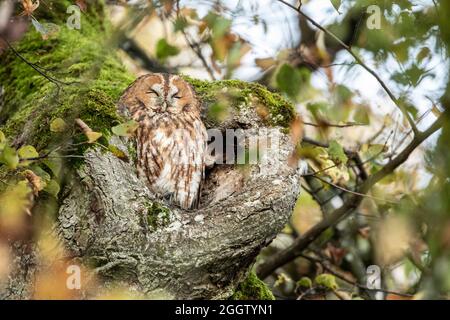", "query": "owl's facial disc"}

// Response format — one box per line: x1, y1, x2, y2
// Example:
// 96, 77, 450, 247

137, 75, 196, 116
146, 84, 165, 112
